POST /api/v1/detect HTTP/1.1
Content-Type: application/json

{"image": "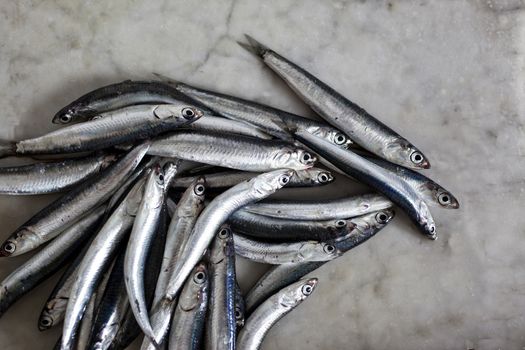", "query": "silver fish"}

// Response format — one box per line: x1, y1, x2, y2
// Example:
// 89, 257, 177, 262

244, 209, 394, 314
53, 80, 212, 124
0, 153, 116, 195
296, 130, 436, 239
159, 76, 353, 149
233, 234, 340, 264
172, 167, 333, 189
240, 35, 430, 170
0, 206, 105, 319
205, 226, 236, 350
125, 161, 180, 343
365, 156, 459, 209
234, 282, 246, 330
244, 193, 392, 221
168, 262, 209, 350
163, 169, 295, 304
1, 104, 200, 157
144, 178, 206, 350
185, 115, 272, 139
0, 144, 149, 257
237, 278, 318, 350
148, 130, 316, 172
61, 175, 148, 350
